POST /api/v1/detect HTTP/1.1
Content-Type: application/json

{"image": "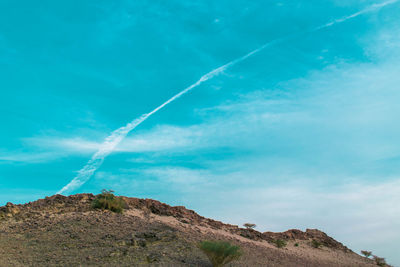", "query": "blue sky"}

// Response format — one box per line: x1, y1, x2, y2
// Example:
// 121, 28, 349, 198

1, 0, 400, 264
